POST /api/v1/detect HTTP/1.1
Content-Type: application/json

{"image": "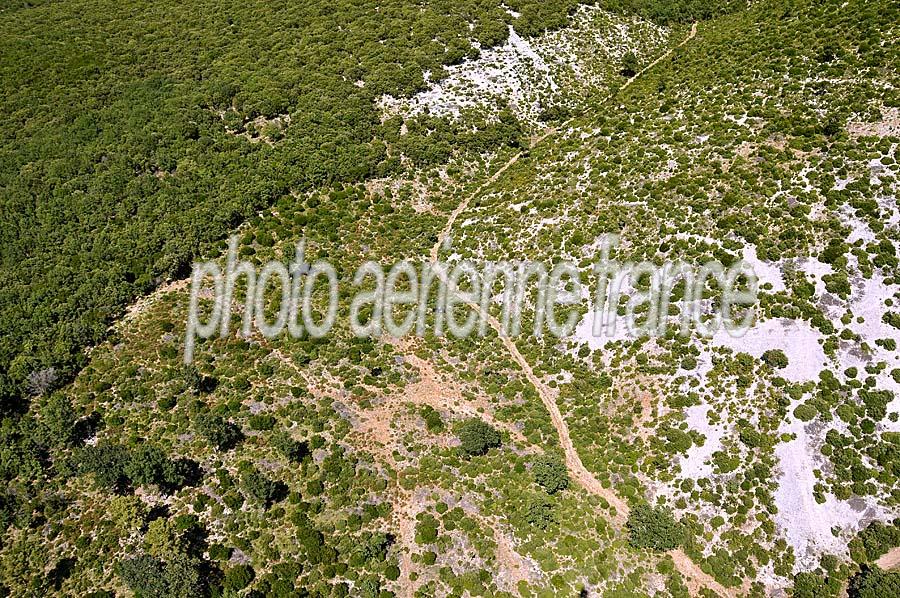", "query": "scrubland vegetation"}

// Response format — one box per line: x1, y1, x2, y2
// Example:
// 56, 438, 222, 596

0, 0, 898, 596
